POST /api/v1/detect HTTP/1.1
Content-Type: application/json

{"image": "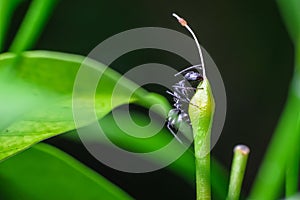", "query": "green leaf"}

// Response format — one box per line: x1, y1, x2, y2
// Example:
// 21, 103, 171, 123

0, 143, 133, 200
0, 50, 166, 161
